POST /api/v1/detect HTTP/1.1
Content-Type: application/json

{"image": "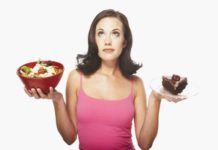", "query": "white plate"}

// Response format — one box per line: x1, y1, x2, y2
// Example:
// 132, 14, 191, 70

149, 77, 199, 99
